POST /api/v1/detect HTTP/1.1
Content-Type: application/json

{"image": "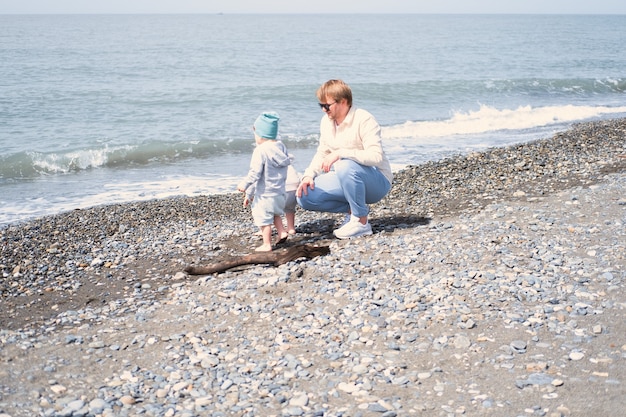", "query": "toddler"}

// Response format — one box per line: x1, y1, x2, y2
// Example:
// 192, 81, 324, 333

237, 111, 290, 252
